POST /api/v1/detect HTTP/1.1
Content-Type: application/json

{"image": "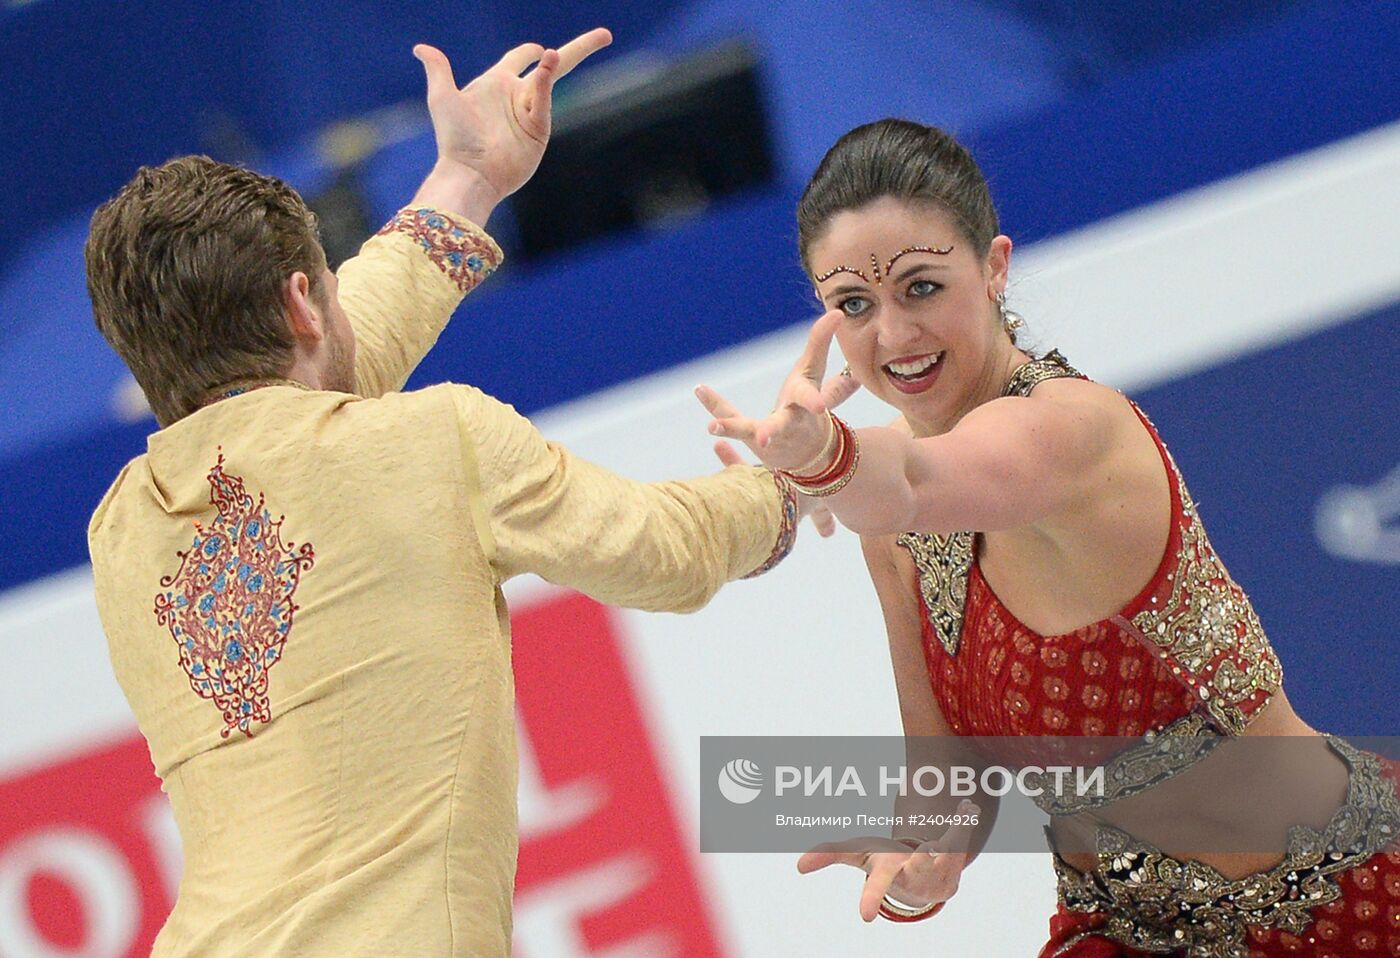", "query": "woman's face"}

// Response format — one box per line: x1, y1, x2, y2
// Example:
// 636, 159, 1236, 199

807, 197, 1014, 437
